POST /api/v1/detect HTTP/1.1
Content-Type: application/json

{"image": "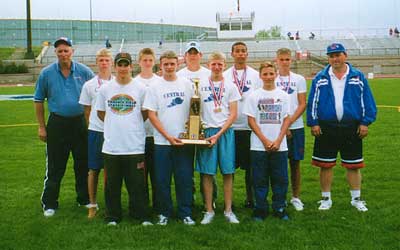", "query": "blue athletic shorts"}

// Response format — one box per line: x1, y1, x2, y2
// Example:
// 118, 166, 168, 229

88, 130, 104, 170
196, 127, 235, 175
287, 128, 305, 161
